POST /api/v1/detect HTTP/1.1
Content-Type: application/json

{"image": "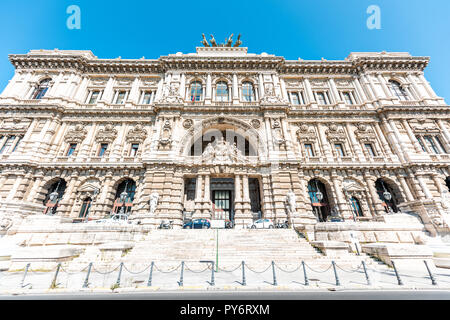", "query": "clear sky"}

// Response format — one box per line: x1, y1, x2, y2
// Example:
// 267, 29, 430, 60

0, 0, 449, 101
